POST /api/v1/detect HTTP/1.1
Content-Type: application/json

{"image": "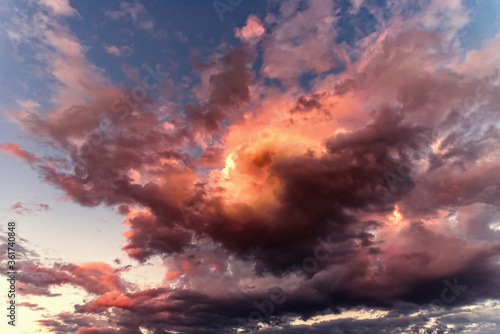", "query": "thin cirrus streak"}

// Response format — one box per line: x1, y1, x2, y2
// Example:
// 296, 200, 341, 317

1, 0, 500, 333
